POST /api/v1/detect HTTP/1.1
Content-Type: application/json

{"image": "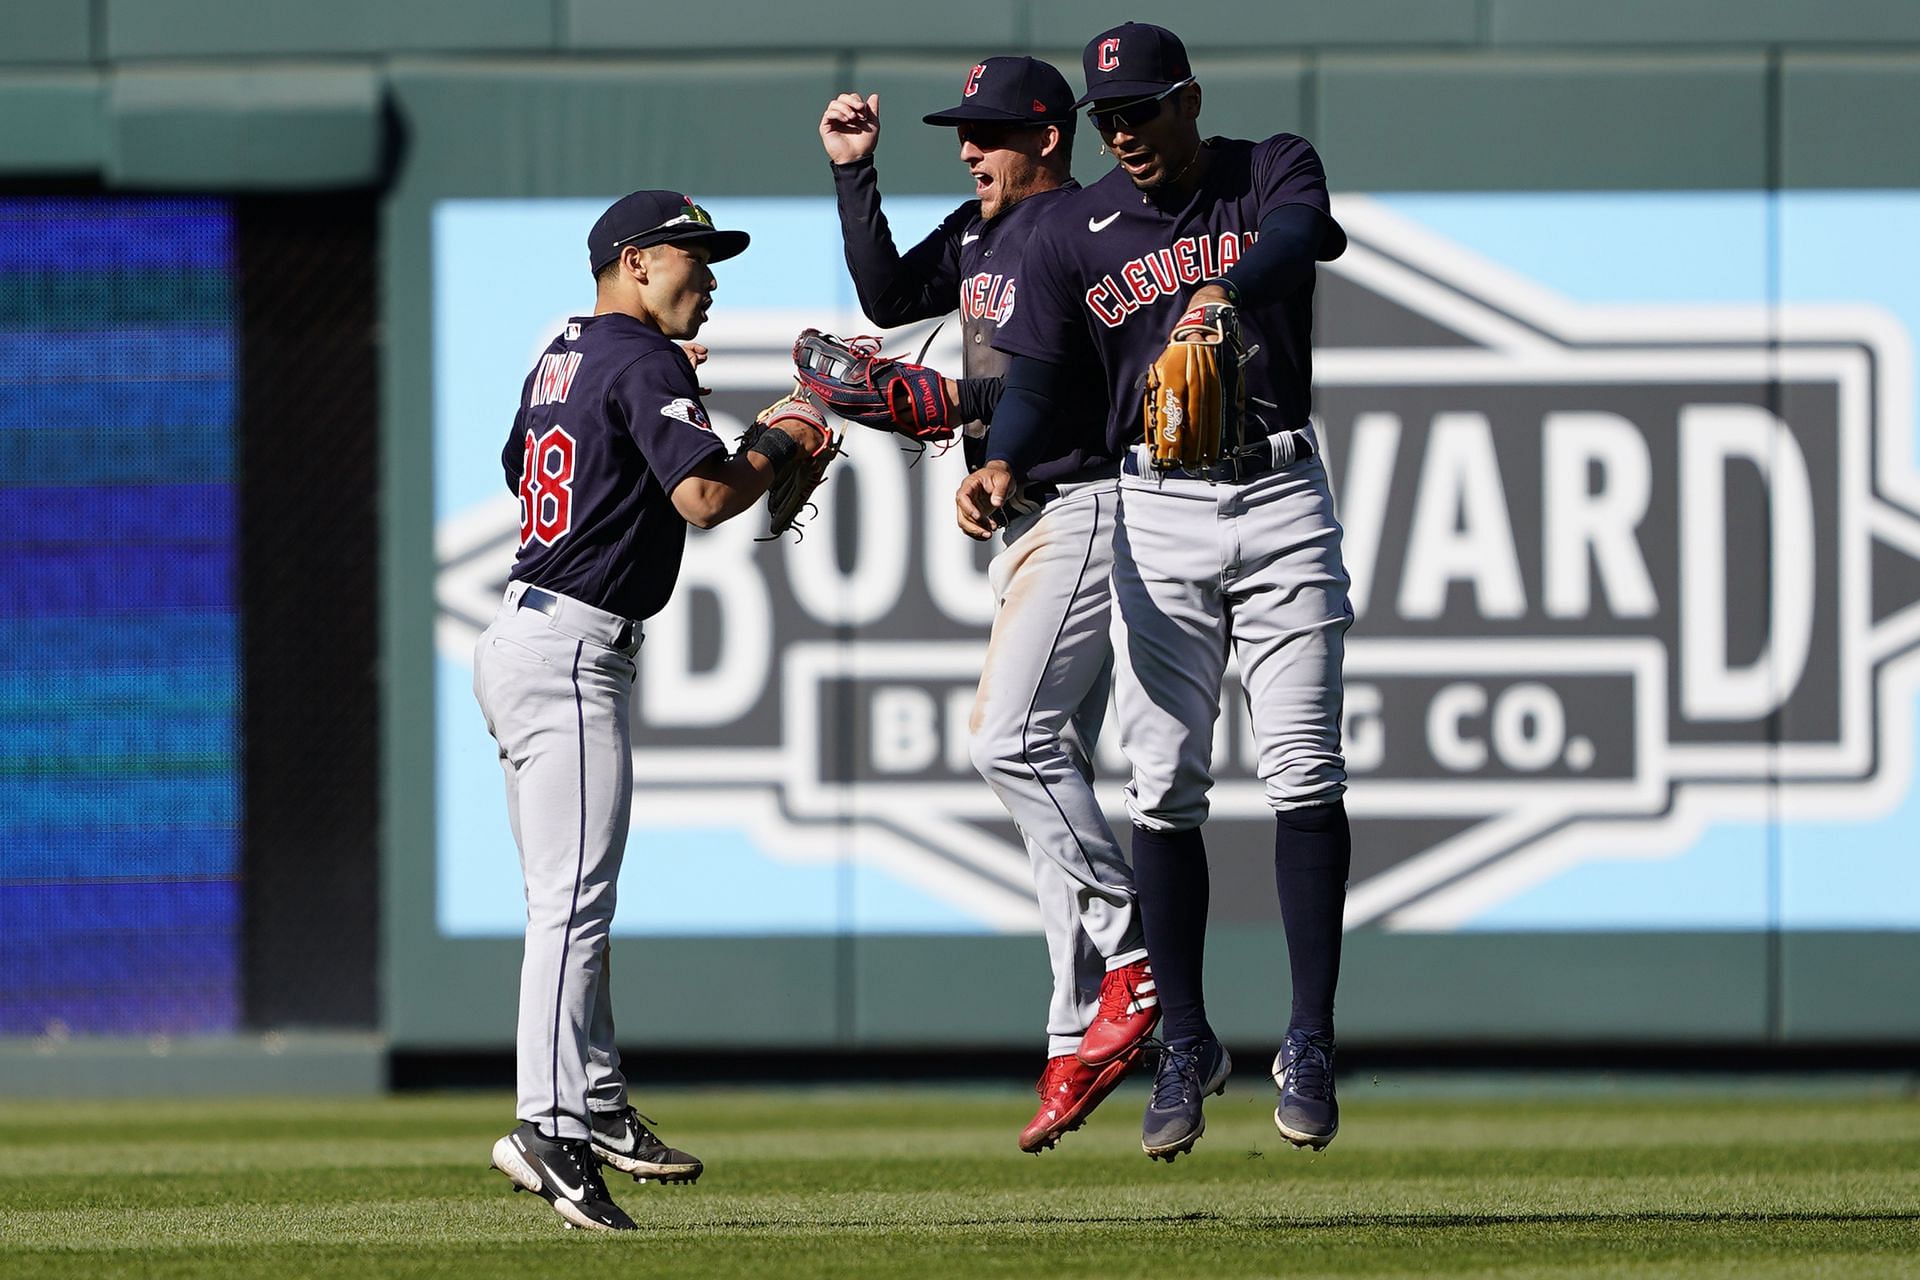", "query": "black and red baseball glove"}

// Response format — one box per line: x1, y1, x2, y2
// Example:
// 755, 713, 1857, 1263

792, 328, 953, 441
